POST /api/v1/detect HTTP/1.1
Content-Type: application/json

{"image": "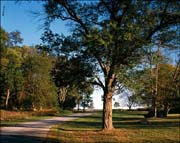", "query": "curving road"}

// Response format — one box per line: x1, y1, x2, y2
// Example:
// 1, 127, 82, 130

0, 113, 92, 143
